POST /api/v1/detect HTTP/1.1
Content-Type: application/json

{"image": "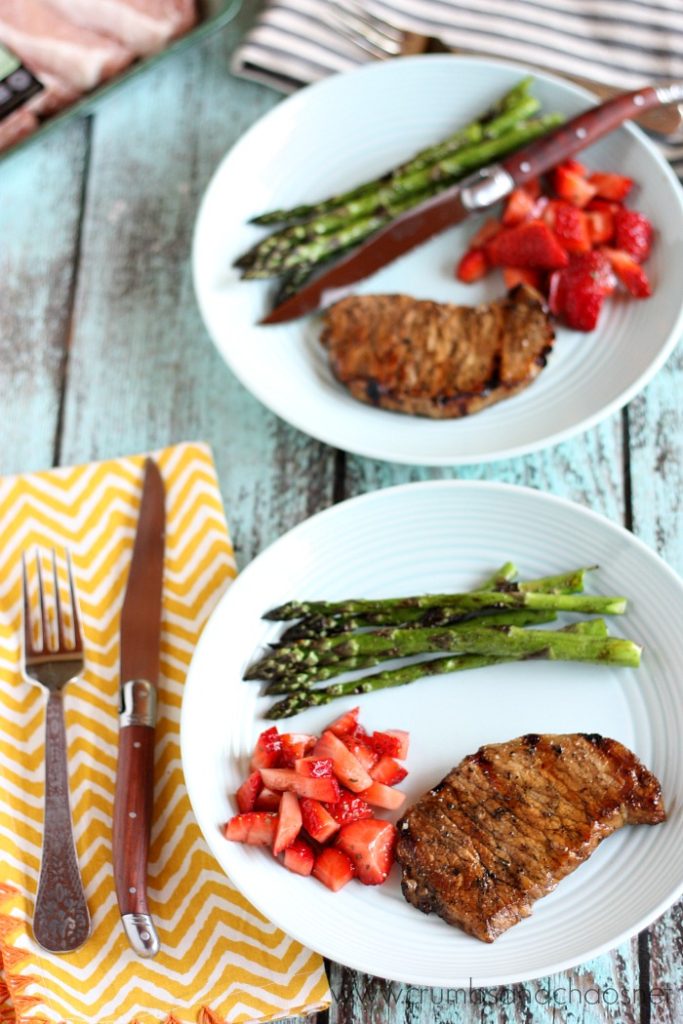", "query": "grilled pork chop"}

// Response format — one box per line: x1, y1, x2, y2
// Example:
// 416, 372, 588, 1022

320, 285, 554, 418
396, 733, 665, 942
